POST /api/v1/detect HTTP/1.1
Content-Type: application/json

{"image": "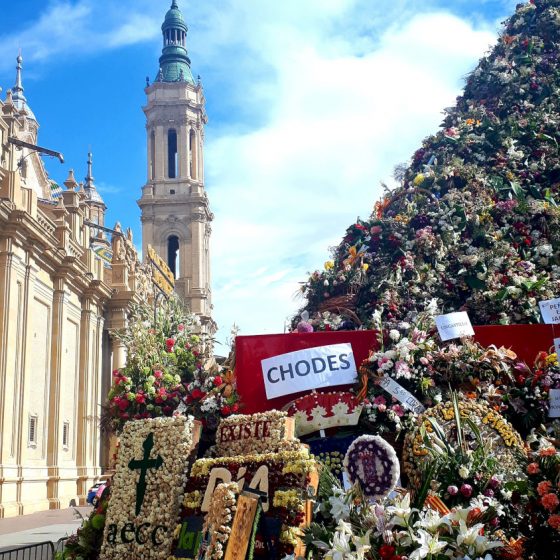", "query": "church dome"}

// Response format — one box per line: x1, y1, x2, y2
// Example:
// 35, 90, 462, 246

162, 1, 187, 32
